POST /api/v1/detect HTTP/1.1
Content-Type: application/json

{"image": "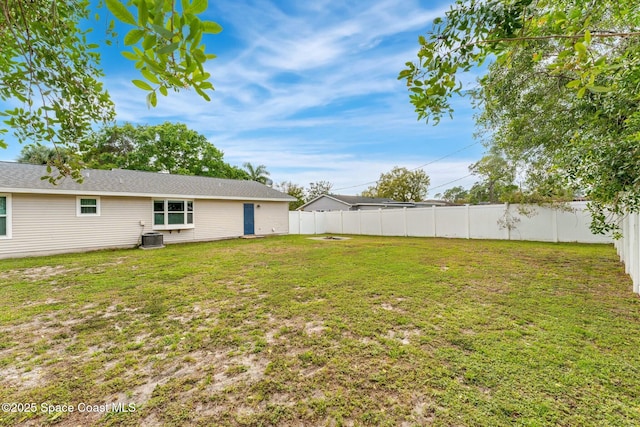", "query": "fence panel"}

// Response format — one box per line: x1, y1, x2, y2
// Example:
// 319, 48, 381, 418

342, 211, 361, 234
324, 211, 343, 234
469, 205, 505, 240
406, 208, 434, 237
289, 203, 640, 293
360, 210, 382, 235
381, 209, 407, 236
434, 206, 468, 238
